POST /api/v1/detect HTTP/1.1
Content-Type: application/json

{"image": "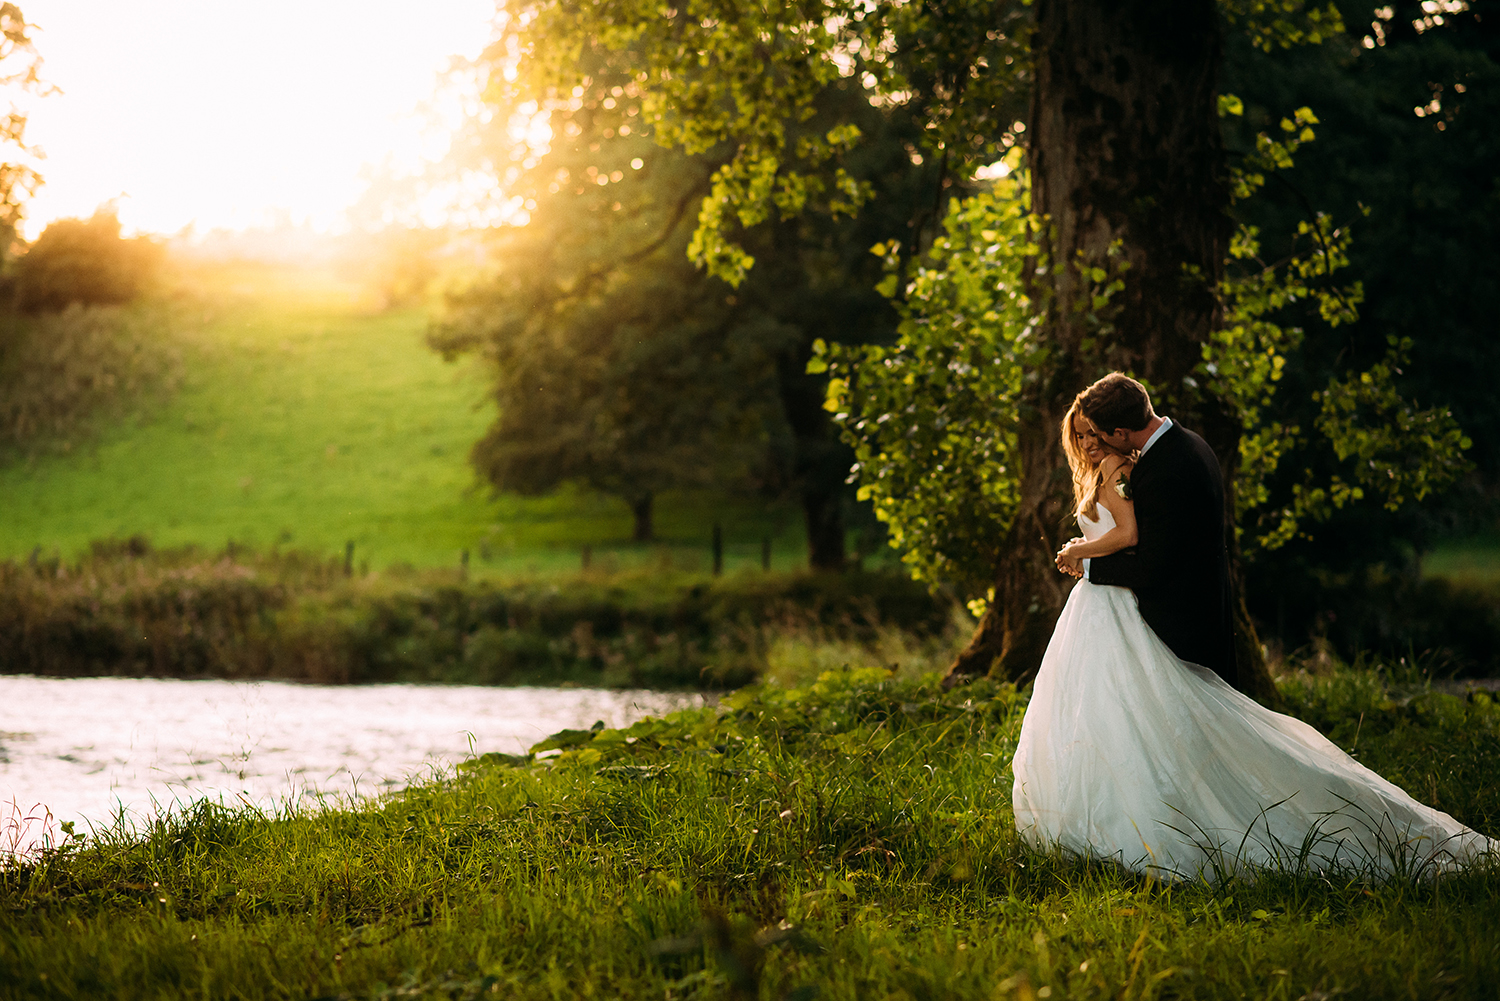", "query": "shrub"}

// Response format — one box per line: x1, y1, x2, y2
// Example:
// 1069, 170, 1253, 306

12, 210, 162, 314
0, 541, 958, 688
0, 301, 182, 459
